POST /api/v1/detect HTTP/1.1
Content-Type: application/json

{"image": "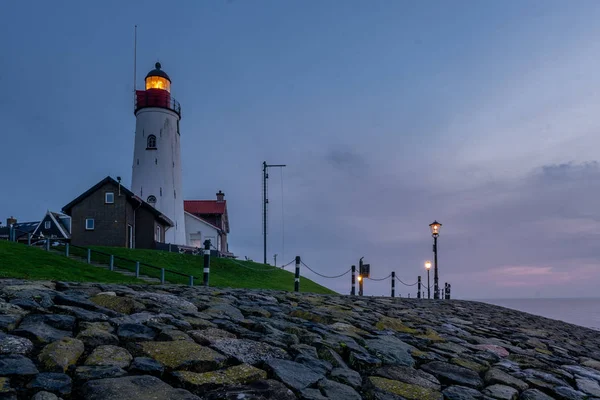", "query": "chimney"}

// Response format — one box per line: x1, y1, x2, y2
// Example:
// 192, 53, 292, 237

216, 190, 225, 202
6, 216, 17, 226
